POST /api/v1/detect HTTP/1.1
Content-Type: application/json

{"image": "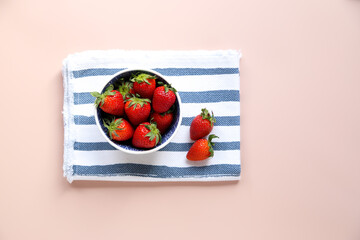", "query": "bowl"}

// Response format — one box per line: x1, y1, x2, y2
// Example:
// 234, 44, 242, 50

94, 68, 182, 154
